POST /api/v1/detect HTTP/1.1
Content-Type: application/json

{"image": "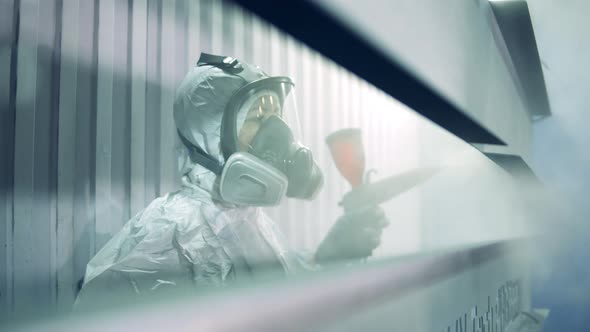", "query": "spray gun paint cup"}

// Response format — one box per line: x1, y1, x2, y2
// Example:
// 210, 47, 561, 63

326, 128, 365, 189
